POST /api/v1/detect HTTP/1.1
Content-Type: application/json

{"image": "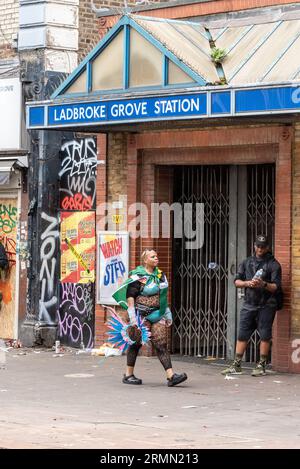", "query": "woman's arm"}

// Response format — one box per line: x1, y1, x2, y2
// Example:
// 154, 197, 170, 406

127, 297, 135, 308
126, 281, 141, 325
127, 297, 137, 325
